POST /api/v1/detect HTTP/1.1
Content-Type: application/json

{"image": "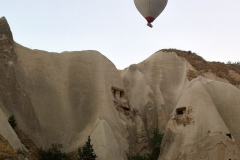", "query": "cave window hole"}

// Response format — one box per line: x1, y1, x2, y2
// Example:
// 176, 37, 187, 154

226, 133, 232, 139
176, 107, 186, 115
111, 86, 125, 98
123, 107, 130, 111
